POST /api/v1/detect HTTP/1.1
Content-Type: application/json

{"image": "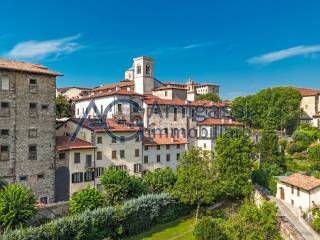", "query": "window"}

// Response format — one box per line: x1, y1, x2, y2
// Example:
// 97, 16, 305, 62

165, 106, 169, 118
291, 199, 294, 206
144, 145, 148, 151
29, 103, 37, 117
85, 155, 92, 168
134, 163, 142, 173
157, 145, 160, 150
28, 129, 38, 138
291, 186, 294, 194
166, 154, 170, 162
41, 104, 48, 110
84, 171, 94, 181
203, 143, 207, 148
112, 136, 117, 143
29, 102, 37, 109
74, 152, 80, 163
112, 150, 117, 159
137, 64, 141, 74
39, 196, 48, 204
72, 172, 83, 183
29, 79, 37, 85
120, 150, 125, 158
19, 176, 28, 181
0, 77, 9, 90
174, 107, 177, 121
135, 149, 140, 157
28, 145, 37, 160
58, 152, 65, 160
165, 91, 168, 97
0, 146, 9, 161
144, 156, 148, 163
297, 187, 300, 197
182, 108, 186, 118
97, 136, 102, 144
0, 102, 9, 116
166, 145, 170, 150
118, 104, 122, 113
135, 134, 140, 142
146, 64, 151, 75
77, 108, 79, 115
176, 153, 180, 160
95, 167, 104, 177
157, 155, 161, 162
176, 144, 180, 149
120, 136, 125, 143
115, 165, 127, 171
0, 129, 9, 137
97, 151, 102, 160
37, 174, 44, 179
1, 102, 9, 108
